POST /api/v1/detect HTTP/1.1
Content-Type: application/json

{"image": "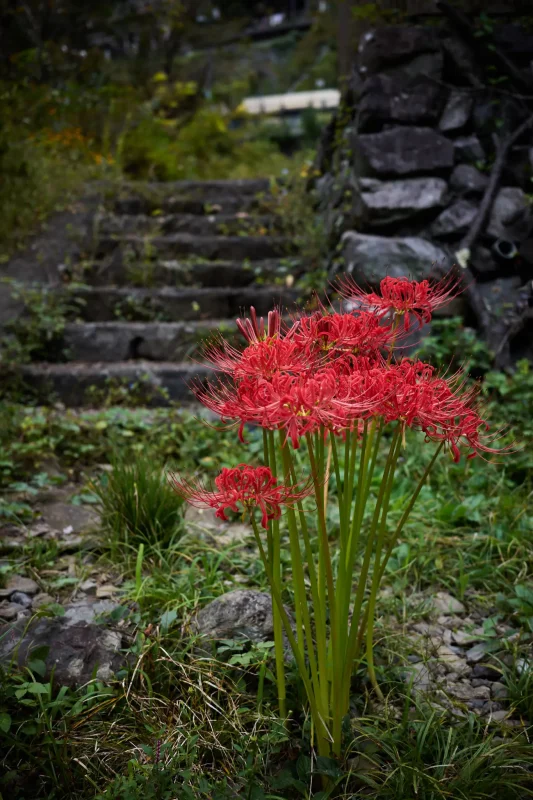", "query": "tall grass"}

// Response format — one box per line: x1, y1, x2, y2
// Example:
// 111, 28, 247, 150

95, 452, 184, 555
